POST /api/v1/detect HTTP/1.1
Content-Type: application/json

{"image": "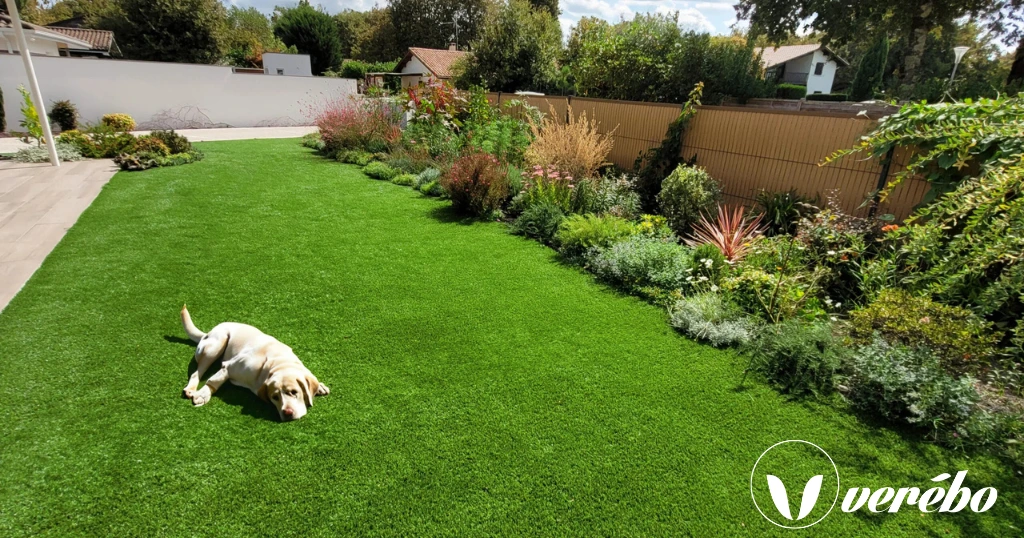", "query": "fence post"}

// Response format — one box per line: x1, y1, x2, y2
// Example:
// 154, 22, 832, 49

566, 95, 572, 124
868, 146, 896, 218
